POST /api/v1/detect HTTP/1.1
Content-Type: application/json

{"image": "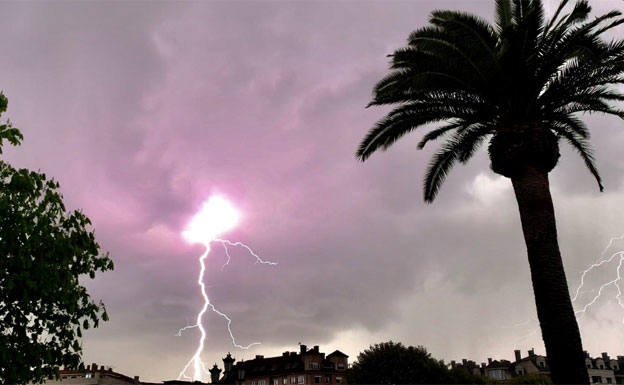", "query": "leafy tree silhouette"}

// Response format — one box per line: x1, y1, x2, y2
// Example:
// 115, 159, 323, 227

0, 92, 114, 384
348, 341, 486, 384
